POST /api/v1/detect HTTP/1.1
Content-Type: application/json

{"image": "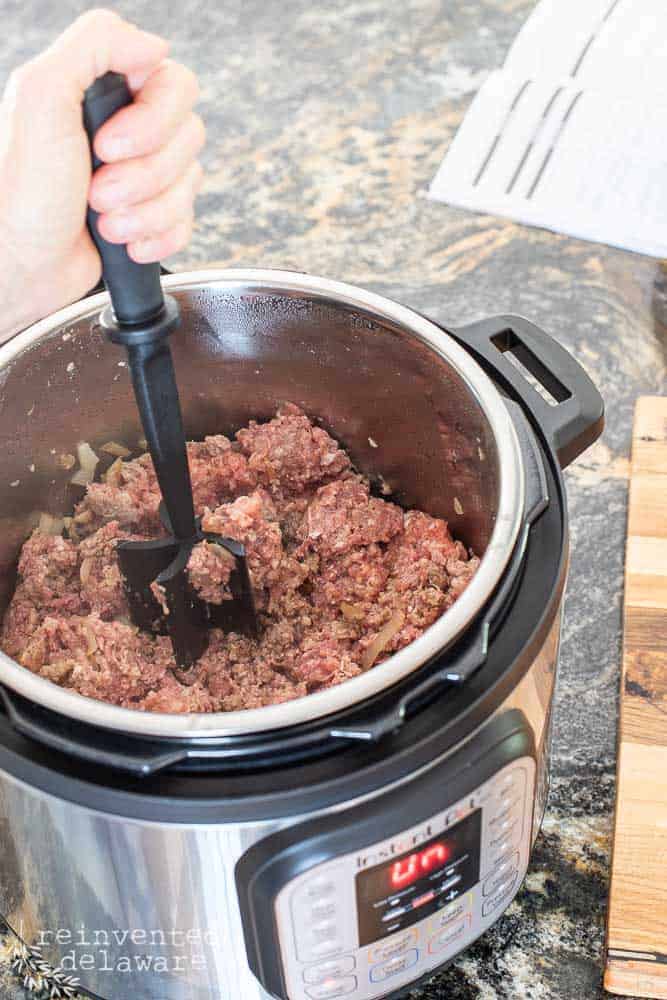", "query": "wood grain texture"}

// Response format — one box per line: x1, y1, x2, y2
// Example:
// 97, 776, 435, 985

605, 397, 667, 998
607, 961, 667, 1000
